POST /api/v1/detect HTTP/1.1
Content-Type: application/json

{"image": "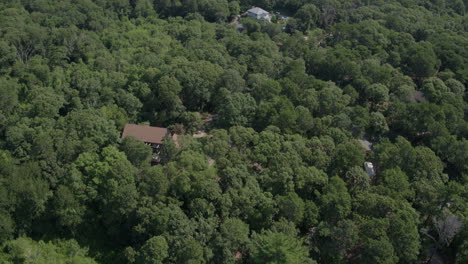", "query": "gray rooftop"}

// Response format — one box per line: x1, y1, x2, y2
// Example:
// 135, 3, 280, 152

248, 7, 269, 15
359, 139, 373, 151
